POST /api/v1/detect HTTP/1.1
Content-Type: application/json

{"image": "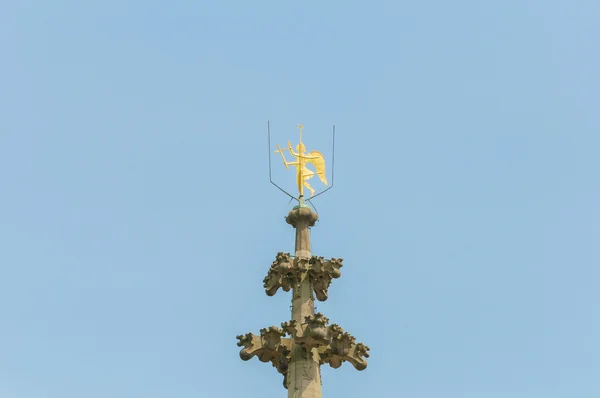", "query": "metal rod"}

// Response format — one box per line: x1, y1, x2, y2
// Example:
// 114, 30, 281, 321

307, 124, 336, 200
268, 120, 299, 202
307, 198, 319, 215
298, 124, 304, 198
